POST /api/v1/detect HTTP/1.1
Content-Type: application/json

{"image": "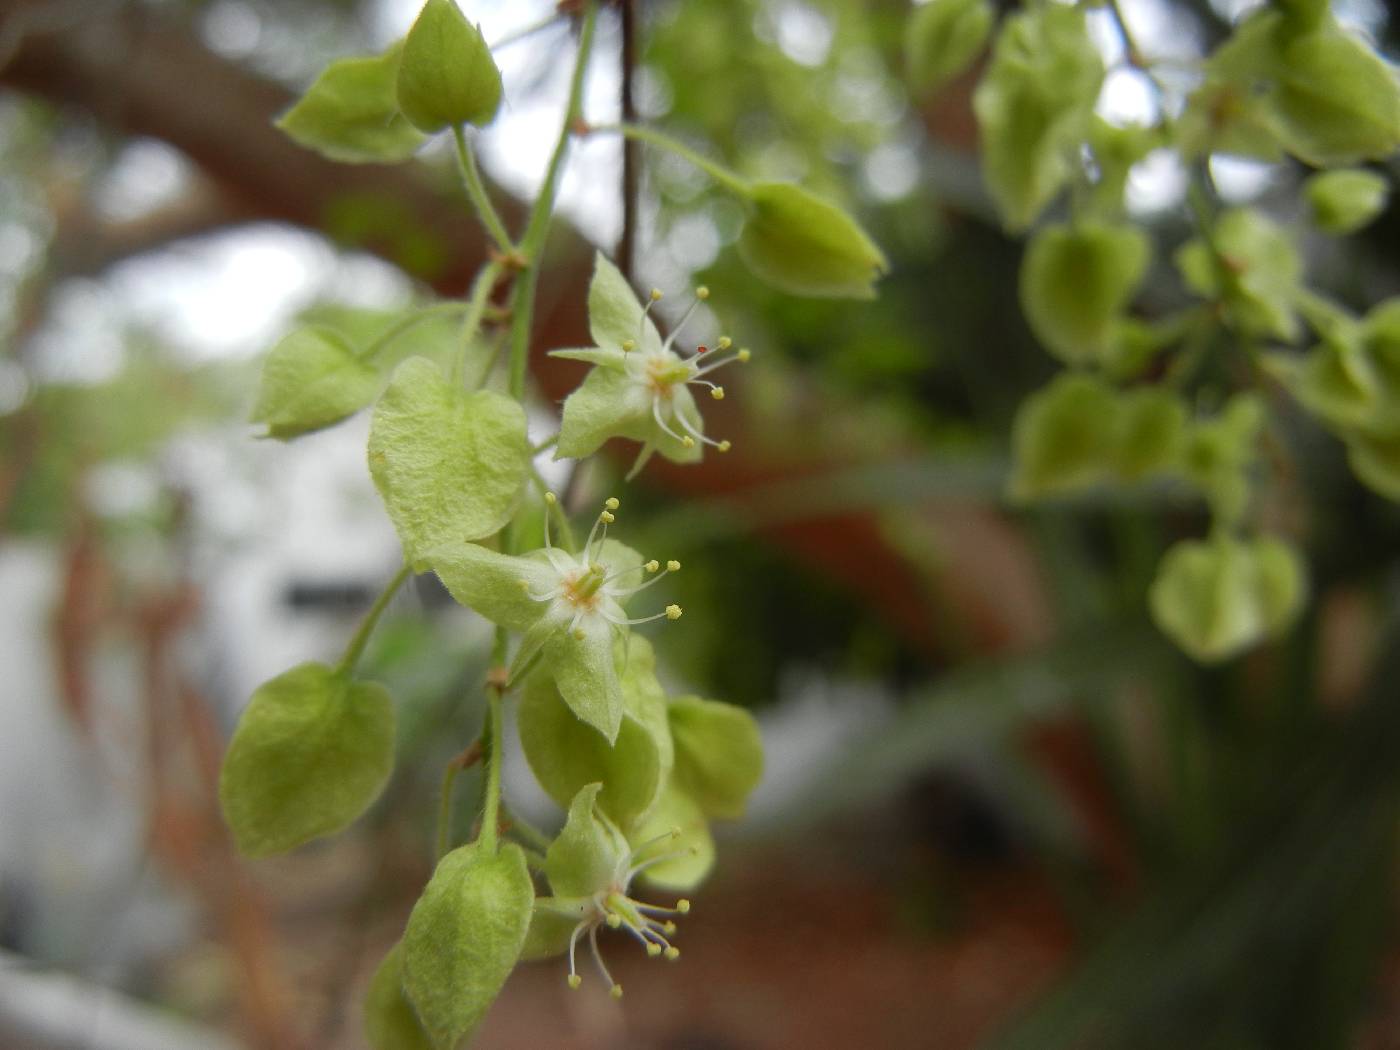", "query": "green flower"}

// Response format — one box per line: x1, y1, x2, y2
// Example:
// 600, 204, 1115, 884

523, 784, 696, 999
553, 253, 750, 478
425, 498, 681, 741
